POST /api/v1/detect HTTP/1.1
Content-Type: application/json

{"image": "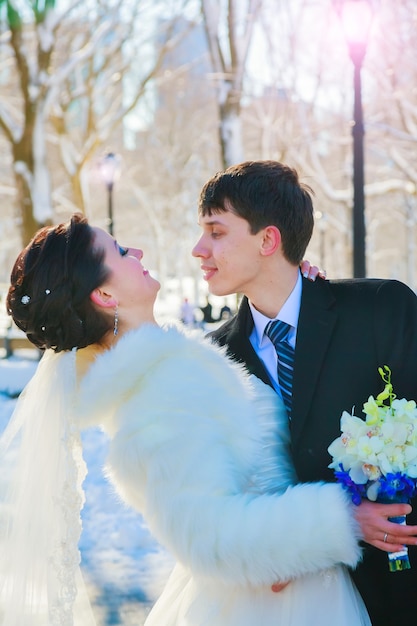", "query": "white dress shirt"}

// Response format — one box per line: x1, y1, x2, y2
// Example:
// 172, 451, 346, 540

249, 271, 302, 396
